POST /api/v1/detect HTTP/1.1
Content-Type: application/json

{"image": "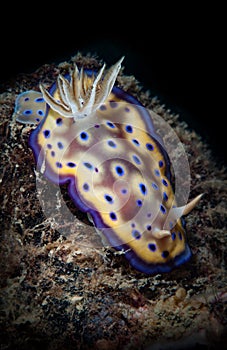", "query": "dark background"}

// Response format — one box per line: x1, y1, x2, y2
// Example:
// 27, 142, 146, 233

1, 6, 225, 164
